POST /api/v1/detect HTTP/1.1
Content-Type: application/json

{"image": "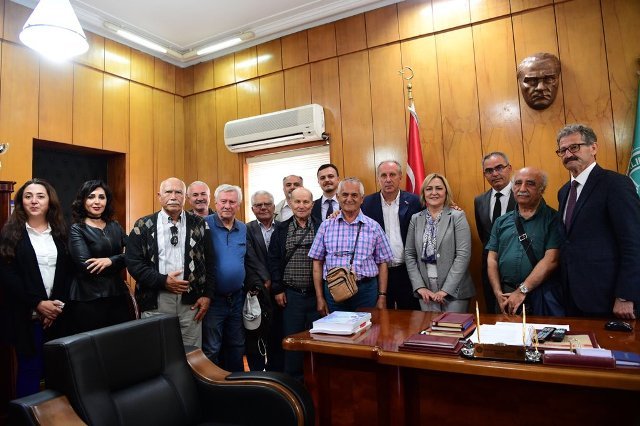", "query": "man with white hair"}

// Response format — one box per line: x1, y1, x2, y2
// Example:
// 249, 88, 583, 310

202, 184, 247, 372
187, 180, 214, 217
